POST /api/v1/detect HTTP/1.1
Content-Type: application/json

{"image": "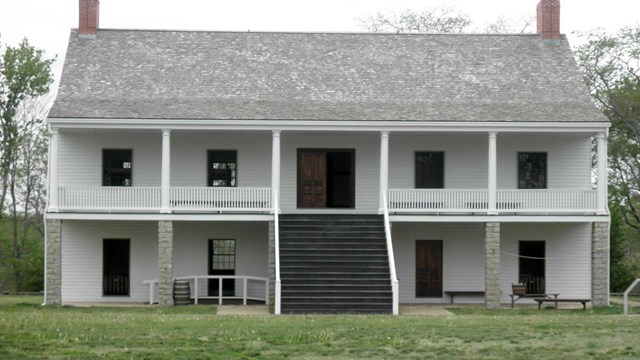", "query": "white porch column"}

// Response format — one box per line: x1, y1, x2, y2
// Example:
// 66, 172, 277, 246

160, 129, 171, 213
487, 132, 498, 214
379, 131, 390, 213
48, 128, 59, 212
271, 130, 281, 212
596, 132, 608, 214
